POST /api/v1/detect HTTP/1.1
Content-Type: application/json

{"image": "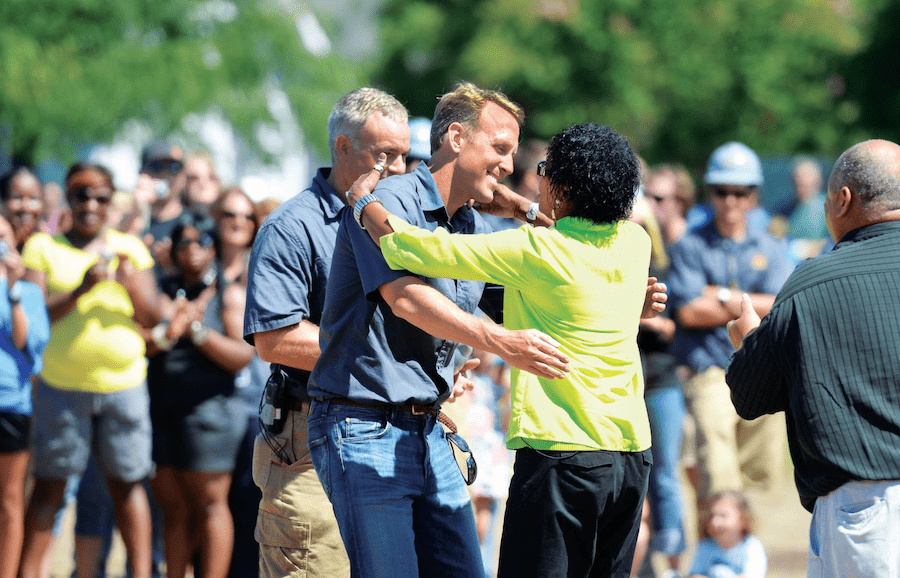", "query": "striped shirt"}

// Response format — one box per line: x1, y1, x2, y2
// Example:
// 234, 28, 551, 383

726, 220, 900, 511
